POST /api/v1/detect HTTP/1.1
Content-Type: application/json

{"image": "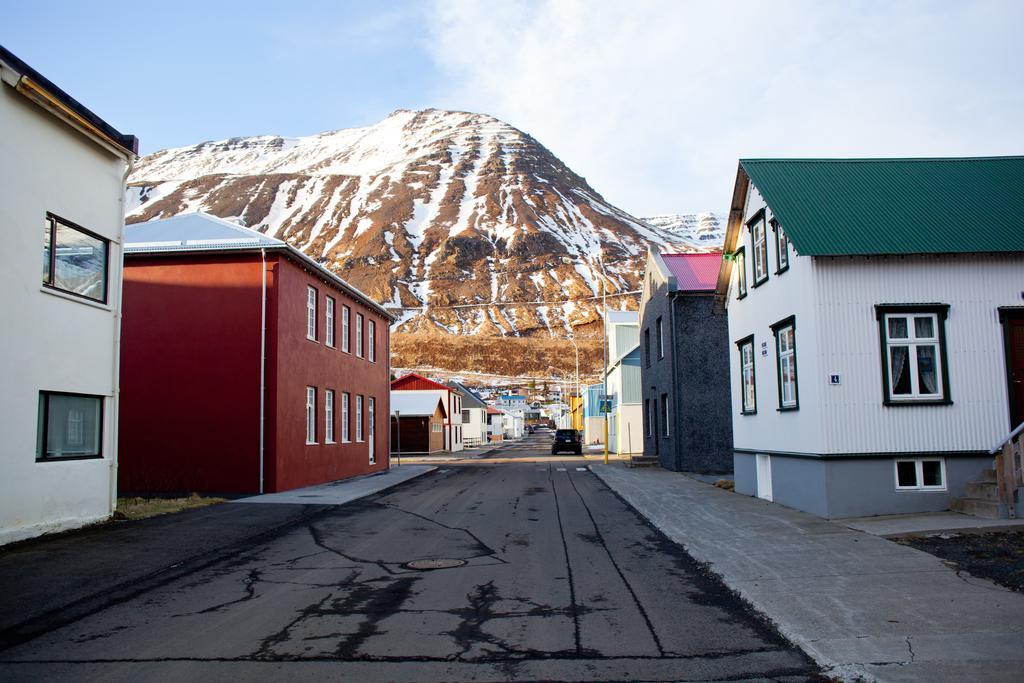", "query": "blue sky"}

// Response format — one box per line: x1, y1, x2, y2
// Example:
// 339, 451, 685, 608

4, 1, 1023, 217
